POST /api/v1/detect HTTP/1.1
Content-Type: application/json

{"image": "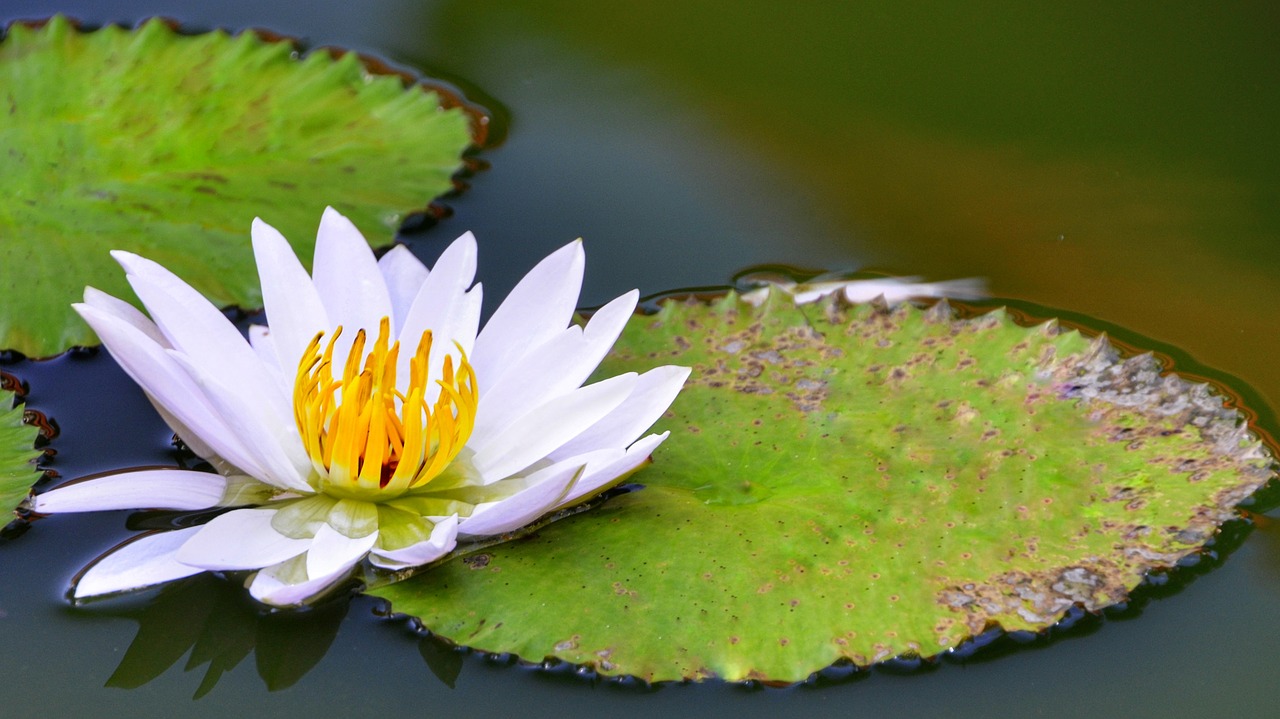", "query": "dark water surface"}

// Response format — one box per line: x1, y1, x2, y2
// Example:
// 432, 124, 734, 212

3, 2, 1280, 717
